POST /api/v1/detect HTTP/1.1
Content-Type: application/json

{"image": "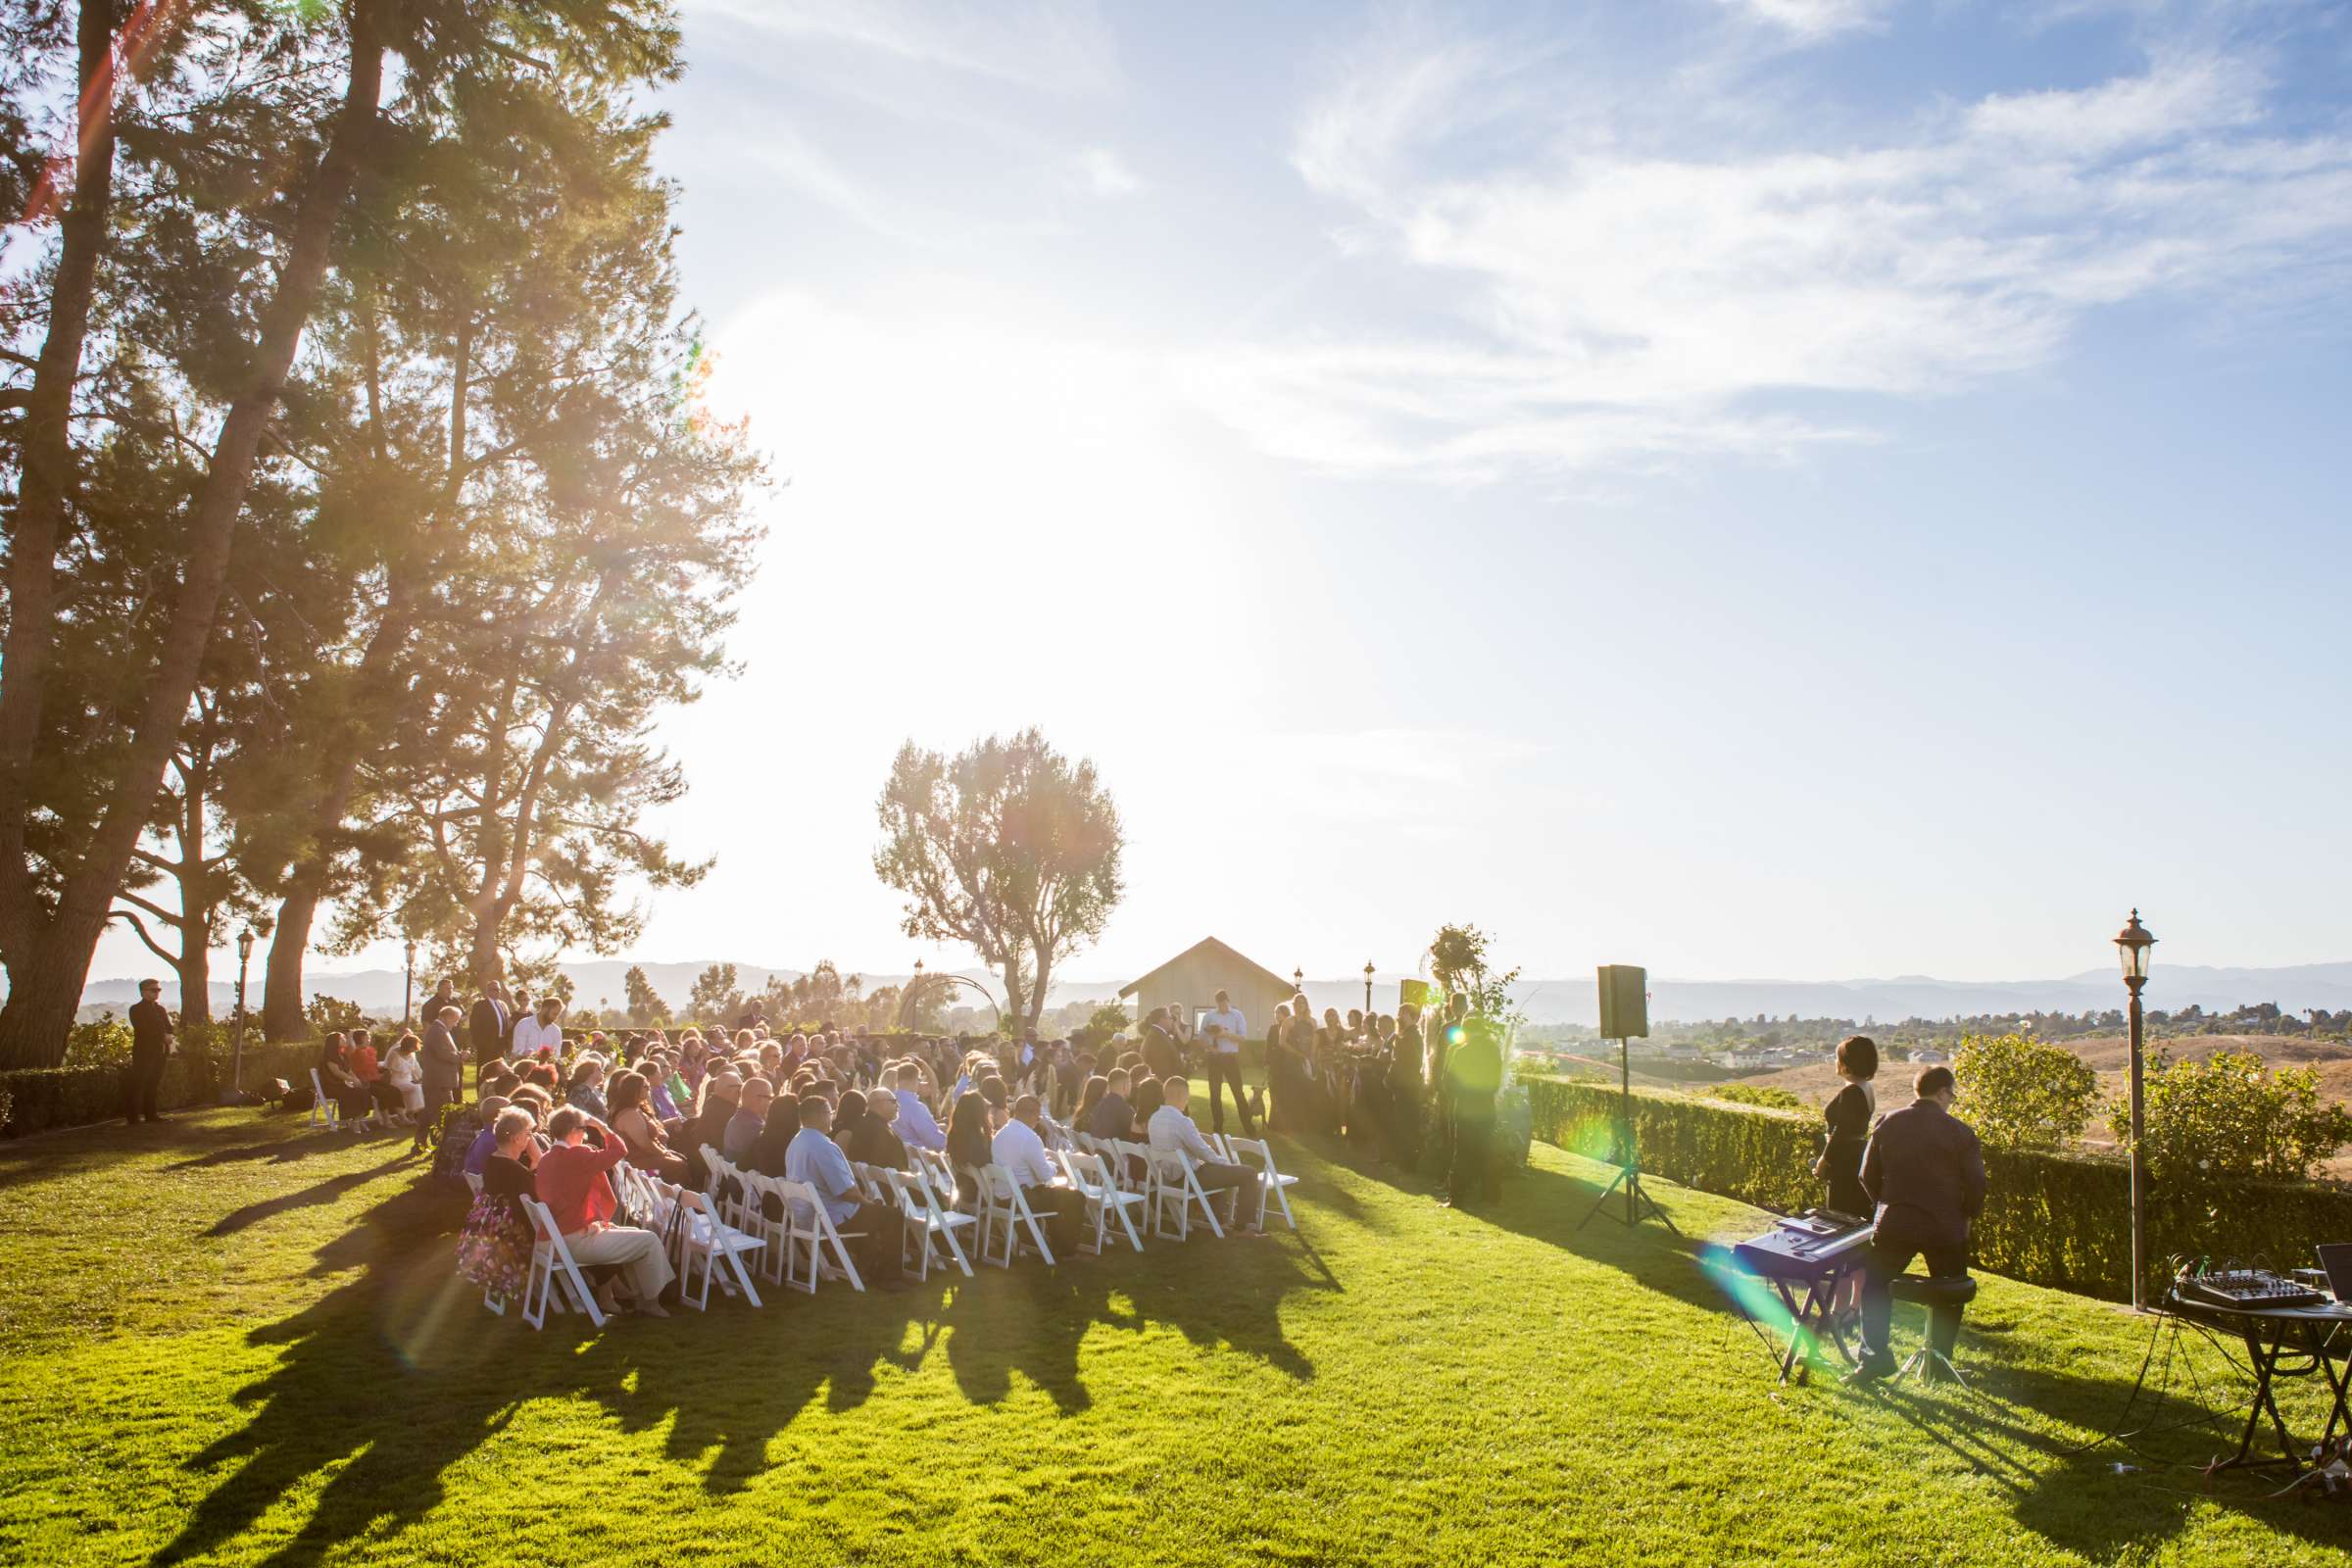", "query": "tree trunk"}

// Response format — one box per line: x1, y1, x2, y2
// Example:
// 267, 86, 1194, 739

175, 934, 212, 1035
0, 6, 385, 1070
0, 0, 122, 988
261, 888, 318, 1040
1027, 953, 1052, 1033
